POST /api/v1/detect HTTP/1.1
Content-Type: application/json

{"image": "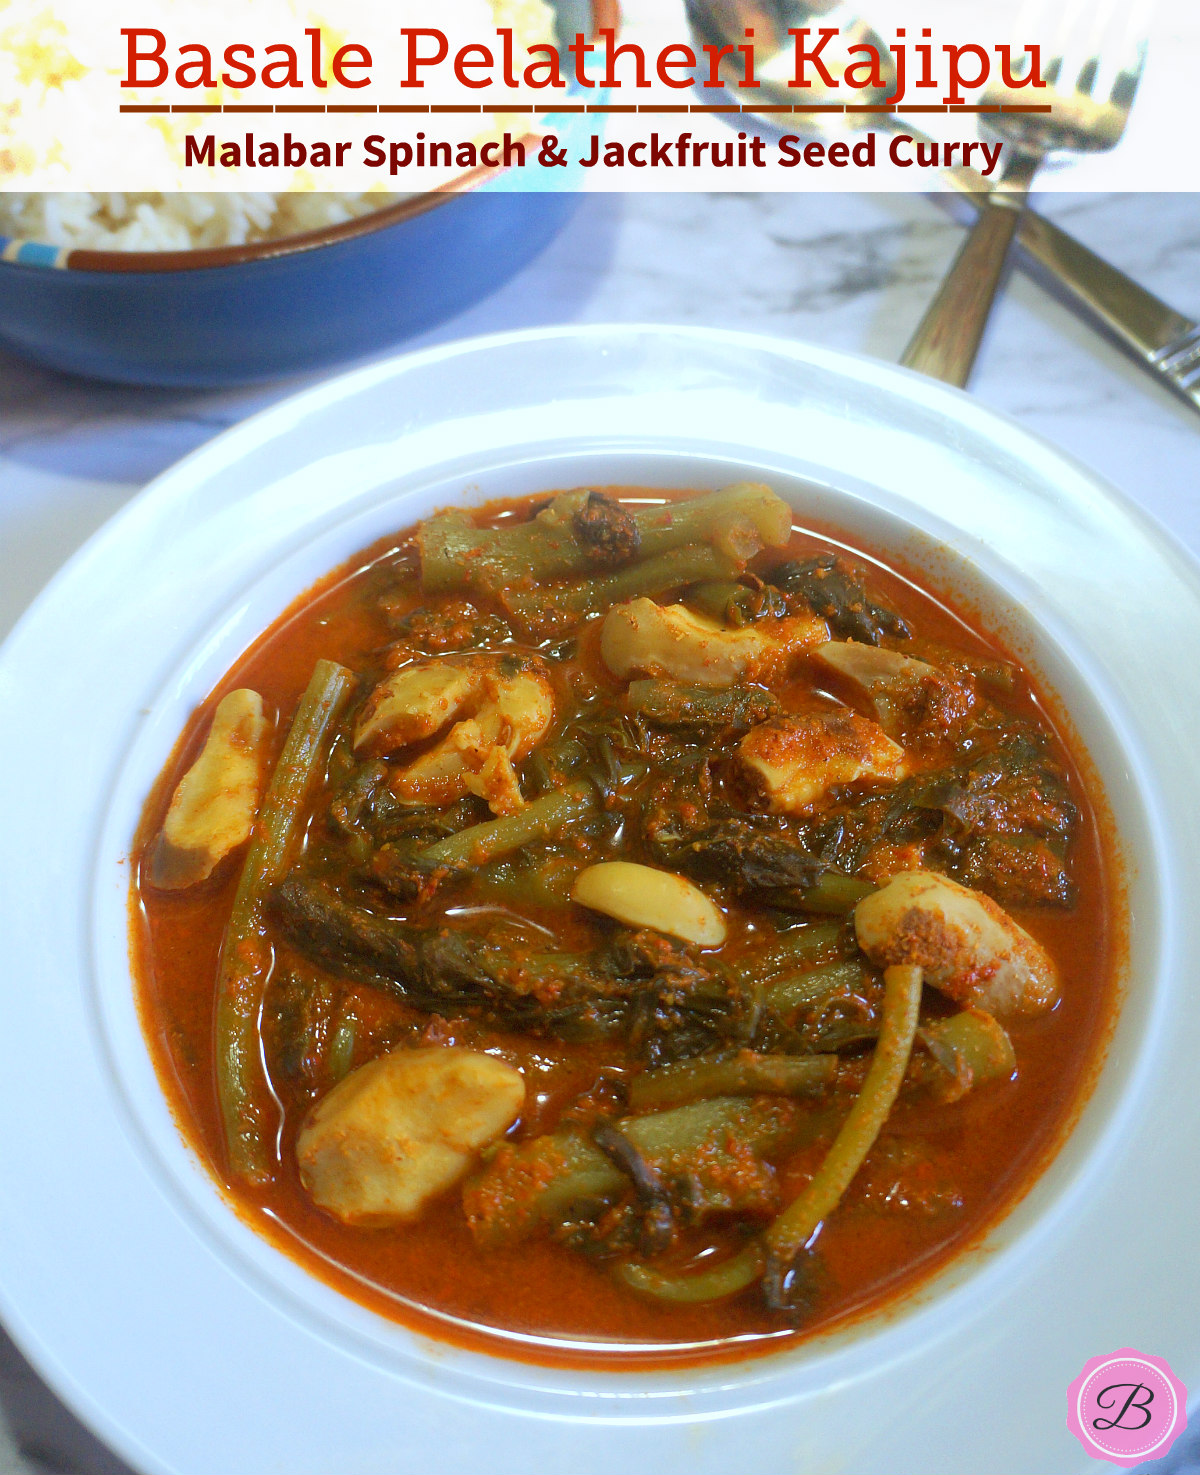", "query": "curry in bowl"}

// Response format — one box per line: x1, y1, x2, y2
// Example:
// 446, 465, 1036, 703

132, 484, 1114, 1360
